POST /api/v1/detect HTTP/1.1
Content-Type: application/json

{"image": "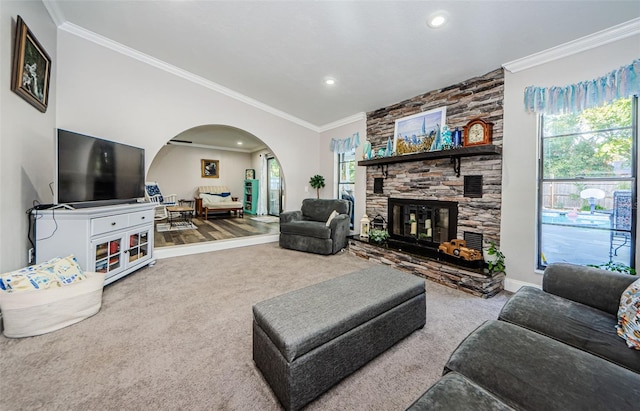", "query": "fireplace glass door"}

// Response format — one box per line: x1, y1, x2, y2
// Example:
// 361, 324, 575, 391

389, 199, 457, 248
